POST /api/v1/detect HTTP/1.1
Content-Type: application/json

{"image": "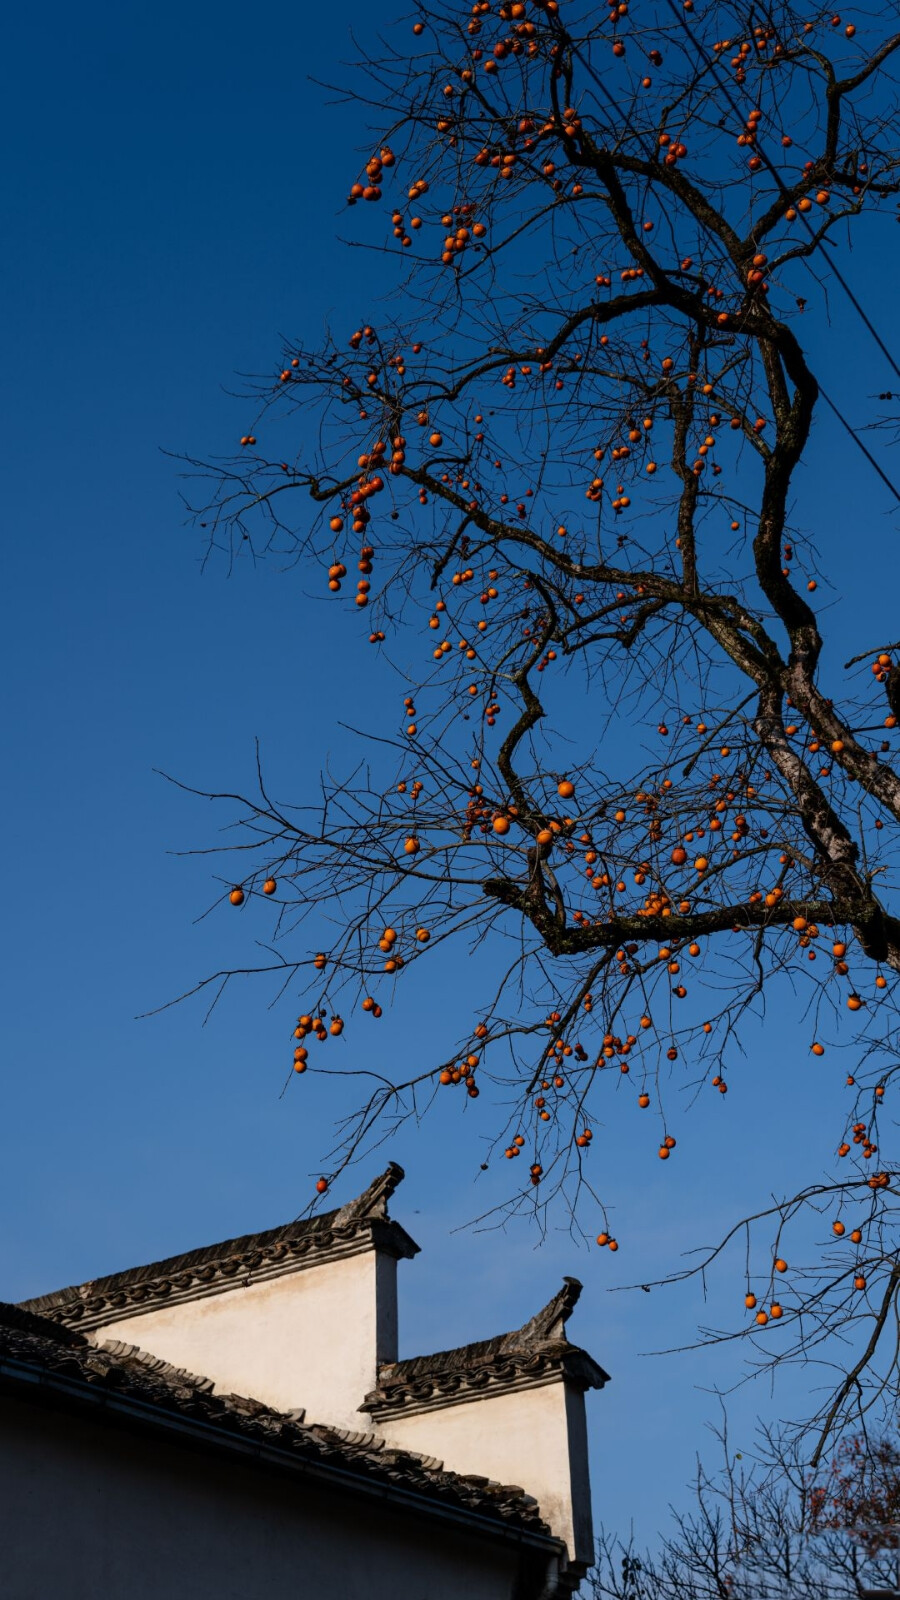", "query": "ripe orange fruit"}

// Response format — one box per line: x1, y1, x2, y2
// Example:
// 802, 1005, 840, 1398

262, 878, 277, 895
557, 779, 575, 800
229, 887, 245, 906
315, 1178, 329, 1194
